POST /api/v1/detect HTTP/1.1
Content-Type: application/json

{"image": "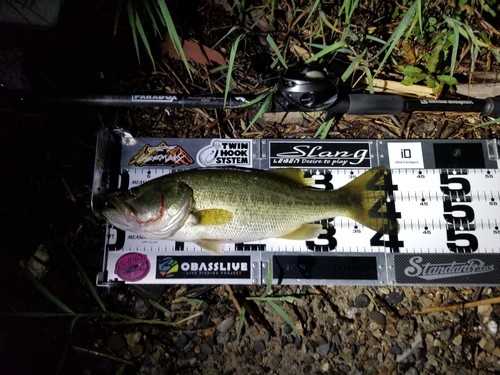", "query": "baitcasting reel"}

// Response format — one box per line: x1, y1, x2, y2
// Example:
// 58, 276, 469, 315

278, 64, 340, 111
